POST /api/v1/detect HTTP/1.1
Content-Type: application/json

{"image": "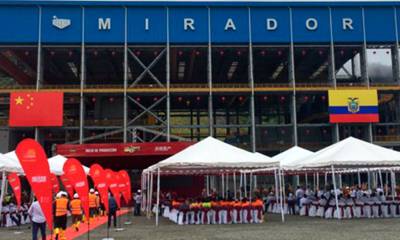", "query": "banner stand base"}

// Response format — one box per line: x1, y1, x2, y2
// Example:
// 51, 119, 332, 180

124, 221, 132, 225
13, 231, 23, 235
115, 228, 125, 232
101, 238, 115, 240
